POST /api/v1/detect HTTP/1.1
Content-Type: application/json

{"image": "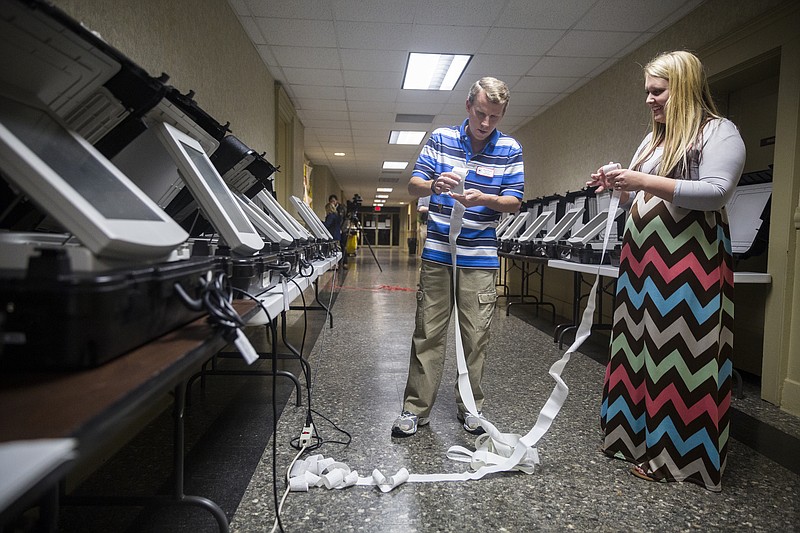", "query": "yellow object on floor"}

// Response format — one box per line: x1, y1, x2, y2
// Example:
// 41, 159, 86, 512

346, 232, 358, 254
